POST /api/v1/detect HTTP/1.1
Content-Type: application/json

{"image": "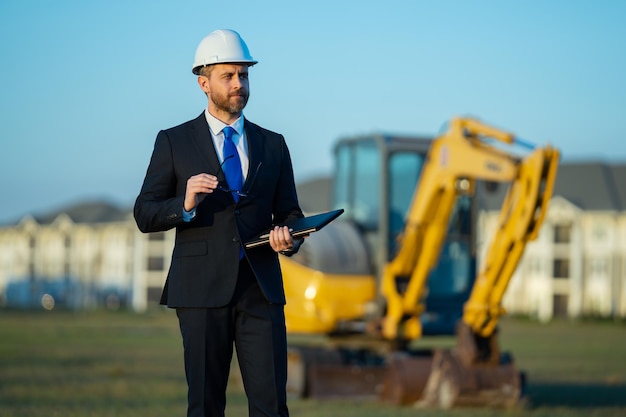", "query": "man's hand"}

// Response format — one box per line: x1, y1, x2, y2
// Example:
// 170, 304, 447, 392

184, 173, 219, 211
268, 226, 295, 253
